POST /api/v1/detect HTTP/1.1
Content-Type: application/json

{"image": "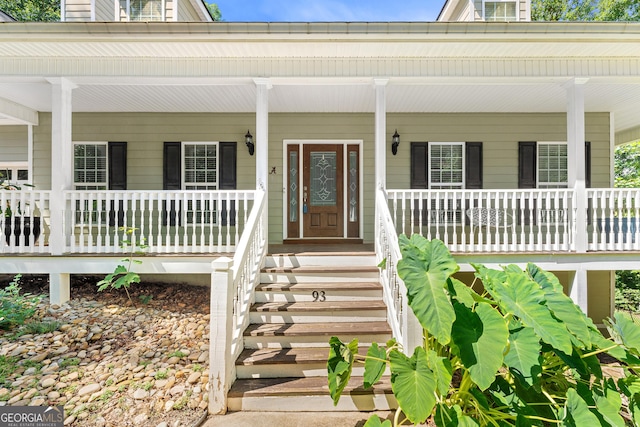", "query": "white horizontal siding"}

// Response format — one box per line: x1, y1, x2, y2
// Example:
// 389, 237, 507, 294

1, 57, 640, 79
